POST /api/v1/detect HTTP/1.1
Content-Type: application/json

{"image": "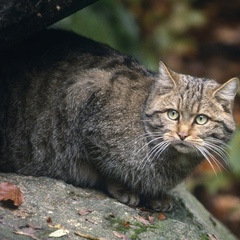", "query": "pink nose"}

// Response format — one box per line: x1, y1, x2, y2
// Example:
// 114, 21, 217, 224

177, 132, 188, 140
